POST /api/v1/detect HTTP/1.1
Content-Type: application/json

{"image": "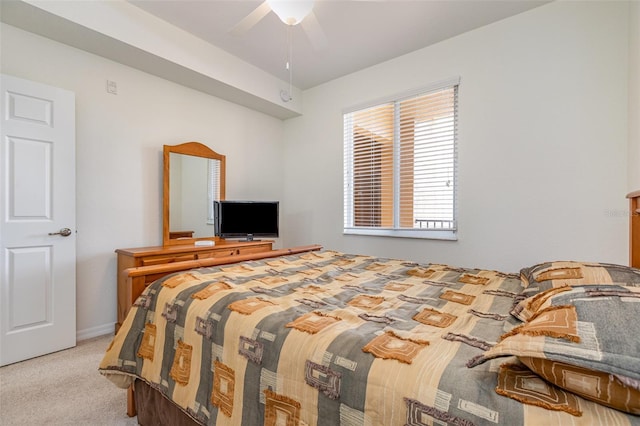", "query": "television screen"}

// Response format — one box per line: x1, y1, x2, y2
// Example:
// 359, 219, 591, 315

214, 200, 279, 240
